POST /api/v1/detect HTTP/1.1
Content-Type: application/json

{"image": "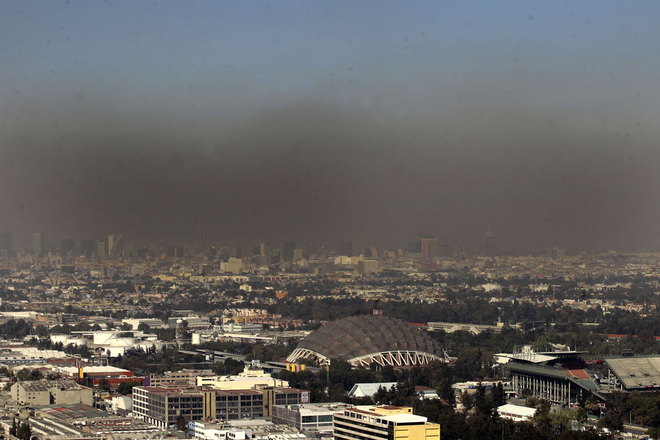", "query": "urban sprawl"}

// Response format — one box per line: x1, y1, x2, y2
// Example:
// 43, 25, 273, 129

0, 232, 659, 439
